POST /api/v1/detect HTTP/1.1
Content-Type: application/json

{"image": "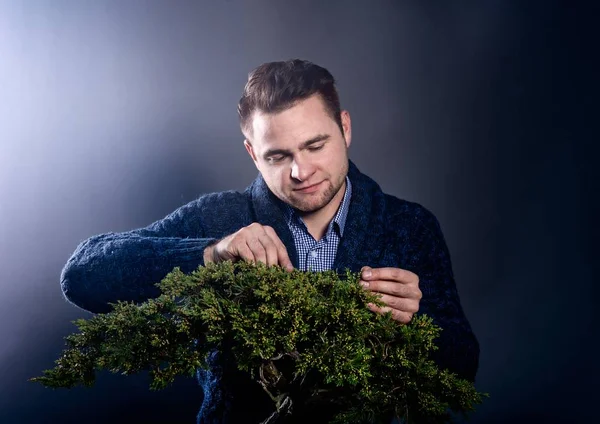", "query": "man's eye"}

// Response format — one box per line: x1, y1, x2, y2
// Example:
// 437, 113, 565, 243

268, 155, 285, 163
308, 145, 324, 151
